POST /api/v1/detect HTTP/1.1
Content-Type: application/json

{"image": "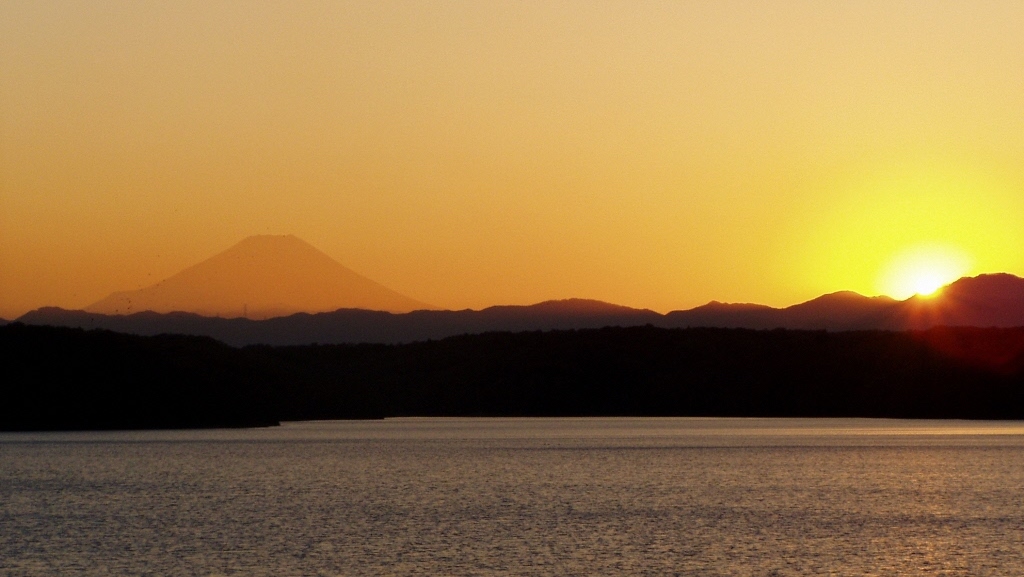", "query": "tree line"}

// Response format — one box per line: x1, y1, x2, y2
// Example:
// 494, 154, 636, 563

3, 323, 1024, 430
